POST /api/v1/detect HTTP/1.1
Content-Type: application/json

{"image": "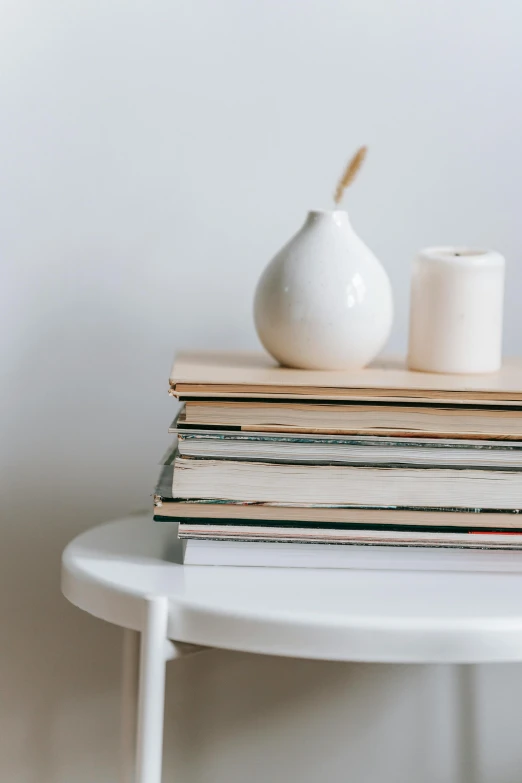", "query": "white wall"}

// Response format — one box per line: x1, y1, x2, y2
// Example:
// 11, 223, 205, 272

2, 1, 522, 781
